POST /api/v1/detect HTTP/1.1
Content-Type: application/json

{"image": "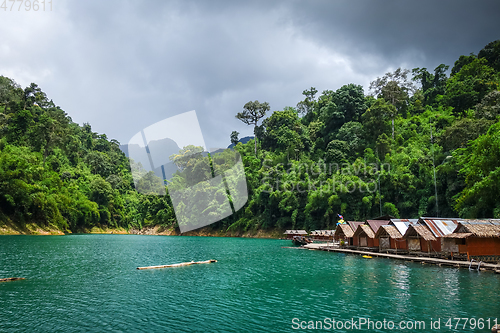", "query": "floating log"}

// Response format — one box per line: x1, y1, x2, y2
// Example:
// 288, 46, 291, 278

0, 277, 25, 283
137, 259, 217, 270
